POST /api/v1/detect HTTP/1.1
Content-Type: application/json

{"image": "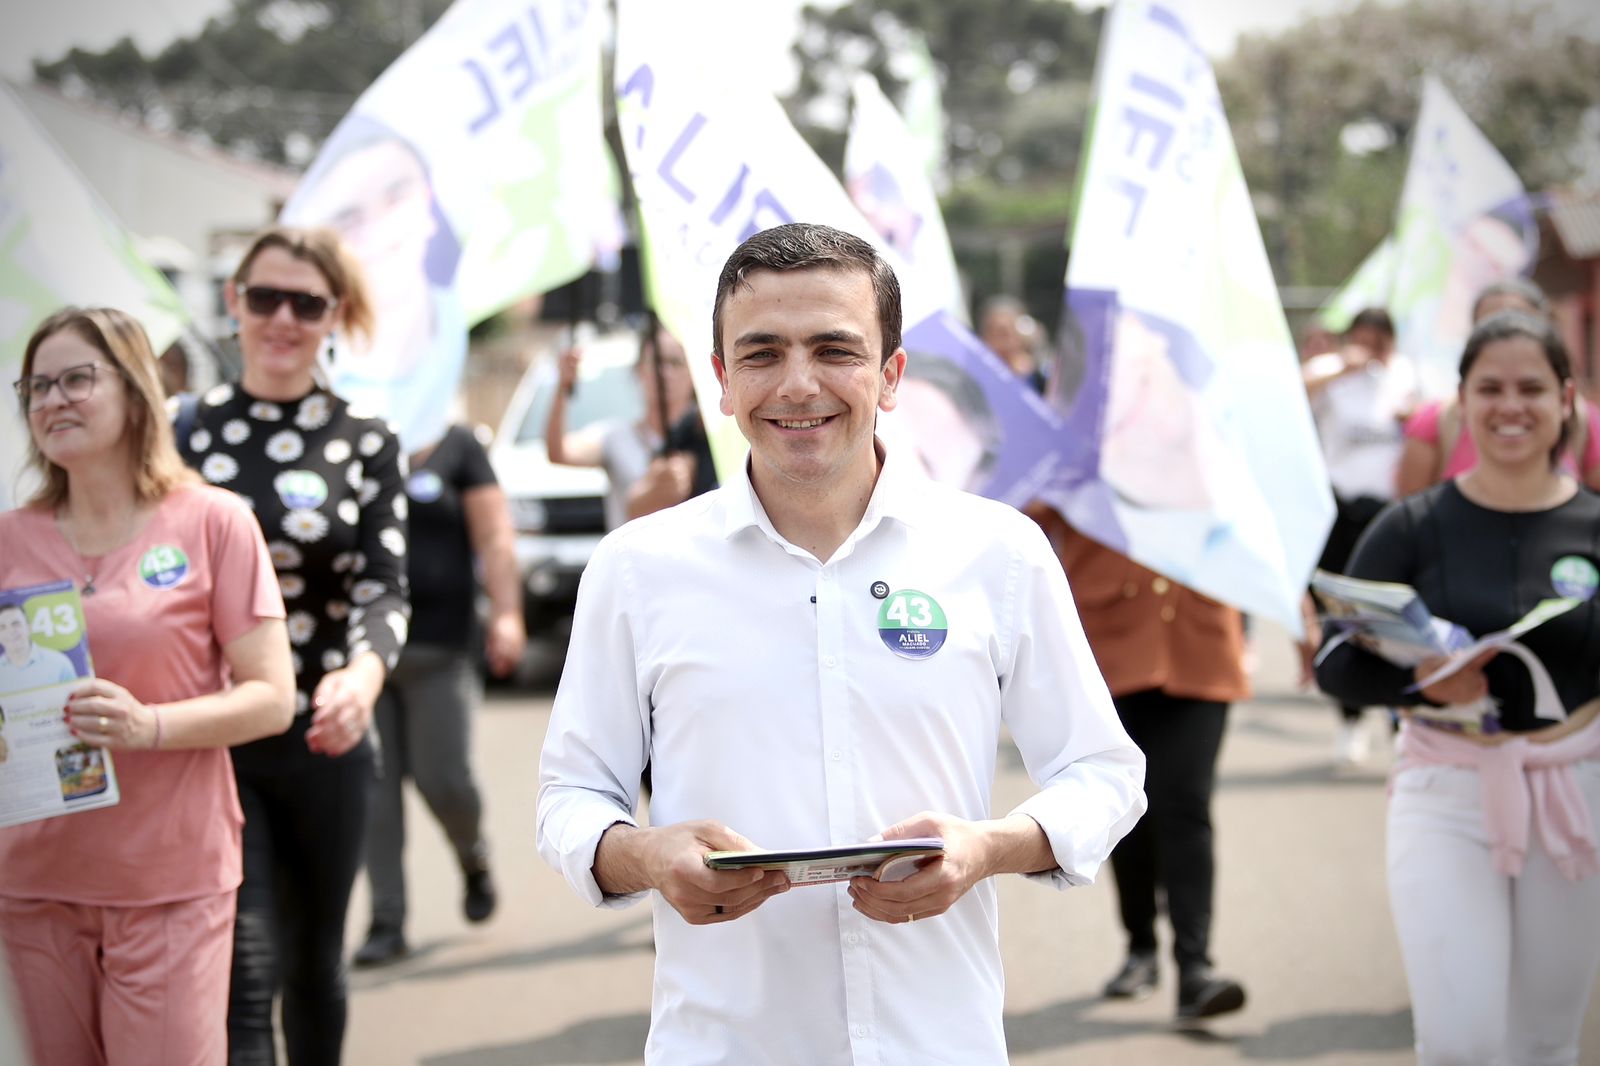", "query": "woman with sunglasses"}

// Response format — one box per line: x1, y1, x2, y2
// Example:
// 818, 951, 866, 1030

180, 226, 410, 1066
1316, 312, 1600, 1065
0, 307, 294, 1065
